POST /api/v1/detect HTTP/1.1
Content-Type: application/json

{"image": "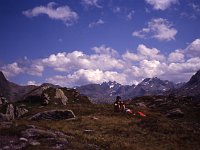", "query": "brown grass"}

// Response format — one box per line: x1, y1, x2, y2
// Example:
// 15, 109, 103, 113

3, 102, 197, 150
